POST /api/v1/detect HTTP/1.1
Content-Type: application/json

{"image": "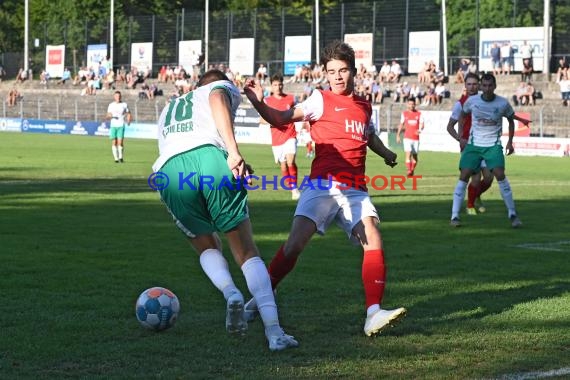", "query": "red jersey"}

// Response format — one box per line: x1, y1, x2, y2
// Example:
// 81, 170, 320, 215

401, 110, 422, 141
308, 89, 373, 191
458, 94, 472, 139
264, 94, 297, 146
